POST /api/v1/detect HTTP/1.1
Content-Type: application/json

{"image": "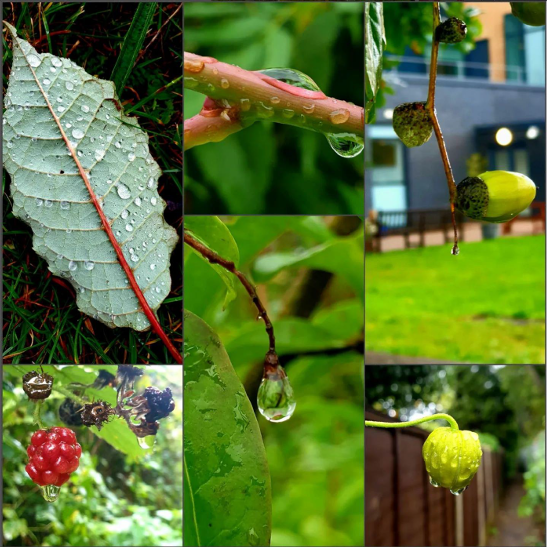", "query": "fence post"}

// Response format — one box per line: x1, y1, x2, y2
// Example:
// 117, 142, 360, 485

455, 493, 464, 546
